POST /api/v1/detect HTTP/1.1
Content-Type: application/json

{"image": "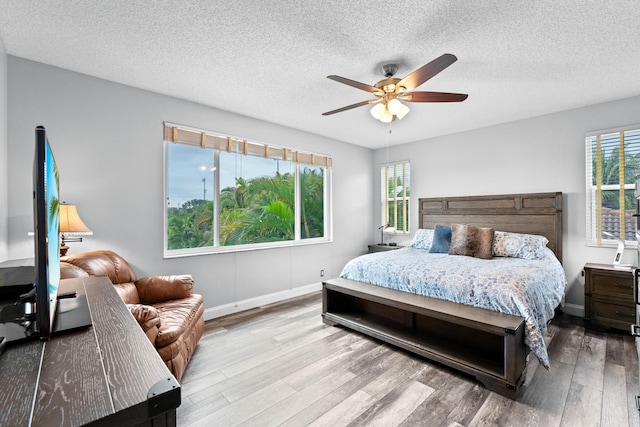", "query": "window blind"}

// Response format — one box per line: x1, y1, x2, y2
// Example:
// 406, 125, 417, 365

164, 123, 332, 168
381, 161, 410, 233
585, 126, 640, 245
